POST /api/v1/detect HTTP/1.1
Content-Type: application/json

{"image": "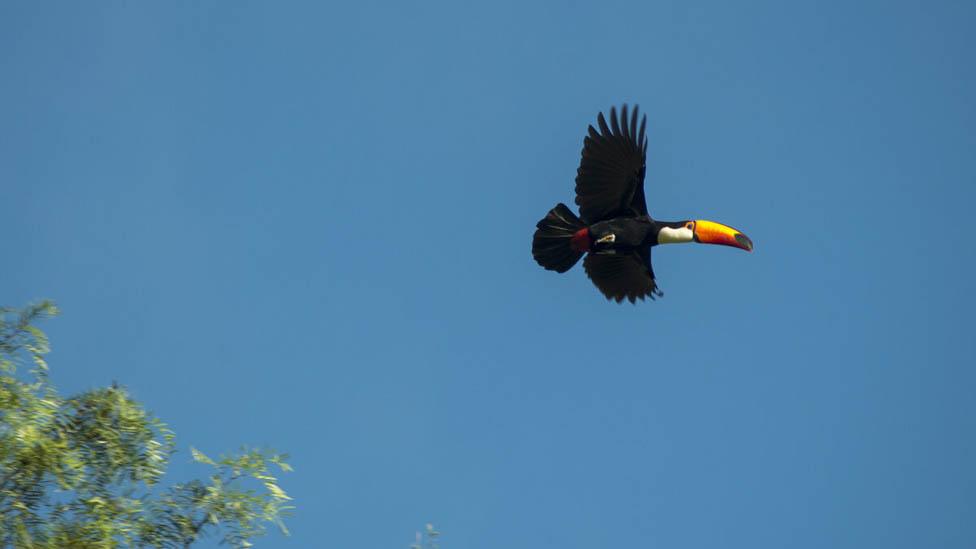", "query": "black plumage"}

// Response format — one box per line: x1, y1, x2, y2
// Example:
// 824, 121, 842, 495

532, 105, 662, 303
575, 104, 649, 223
532, 104, 753, 303
583, 250, 660, 304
